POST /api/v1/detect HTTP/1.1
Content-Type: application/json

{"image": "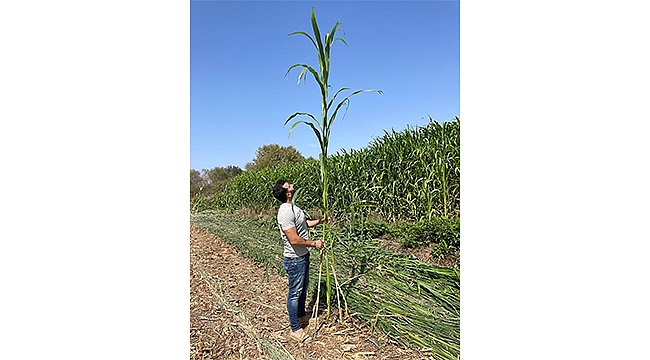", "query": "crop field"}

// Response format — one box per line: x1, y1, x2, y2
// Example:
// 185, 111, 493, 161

196, 117, 460, 223
191, 211, 460, 359
190, 117, 461, 359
